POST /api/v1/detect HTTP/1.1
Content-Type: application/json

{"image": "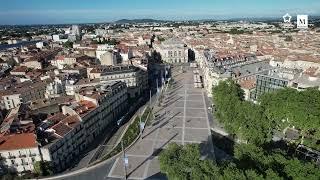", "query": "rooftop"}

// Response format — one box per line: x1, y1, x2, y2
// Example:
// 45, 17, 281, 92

0, 133, 37, 151
239, 79, 256, 90
51, 121, 74, 138
73, 100, 96, 117
0, 80, 48, 96
259, 68, 302, 81
91, 65, 138, 75
161, 37, 185, 48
